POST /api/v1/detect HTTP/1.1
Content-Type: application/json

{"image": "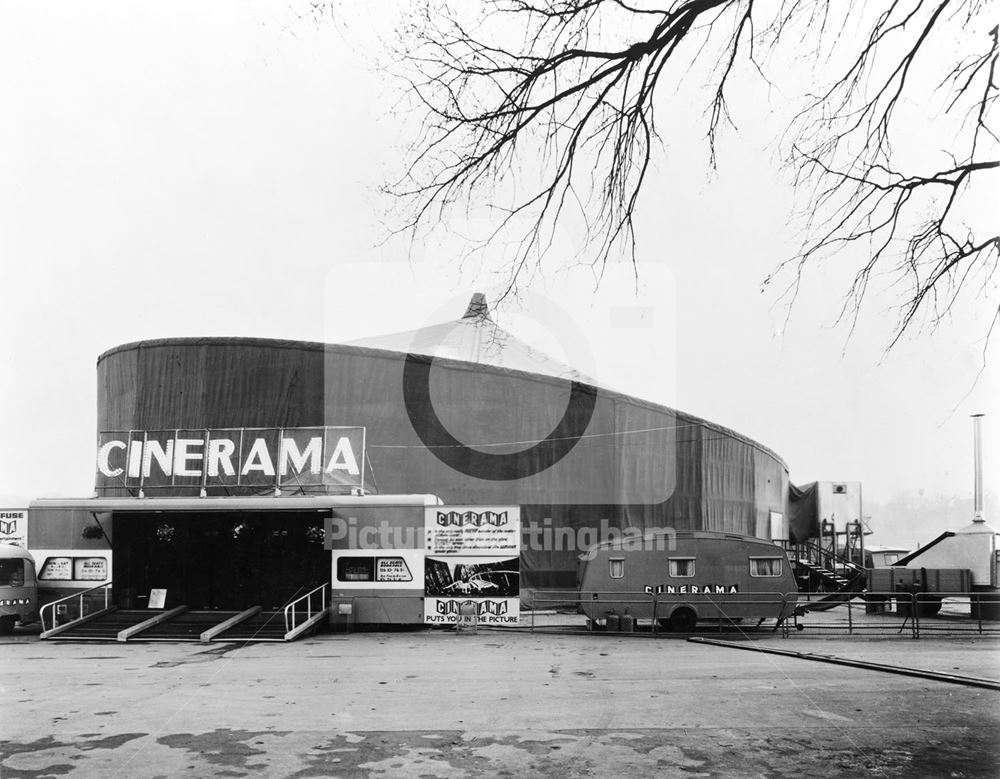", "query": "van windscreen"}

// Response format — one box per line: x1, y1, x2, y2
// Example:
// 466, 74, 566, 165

0, 559, 25, 587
